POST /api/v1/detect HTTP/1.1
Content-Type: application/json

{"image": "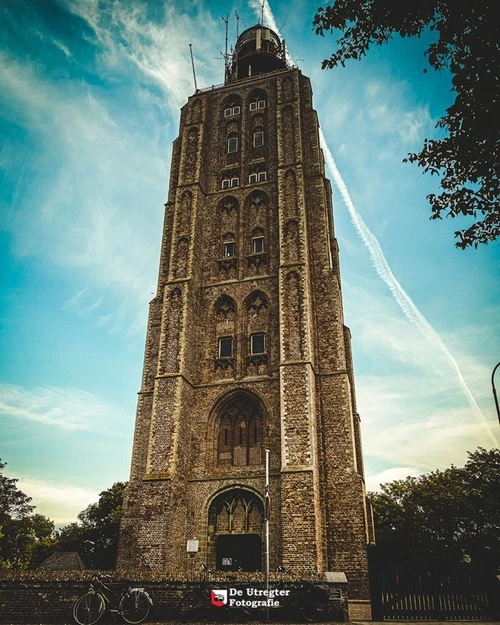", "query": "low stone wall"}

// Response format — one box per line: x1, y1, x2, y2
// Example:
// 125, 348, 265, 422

0, 570, 353, 623
0, 571, 183, 624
